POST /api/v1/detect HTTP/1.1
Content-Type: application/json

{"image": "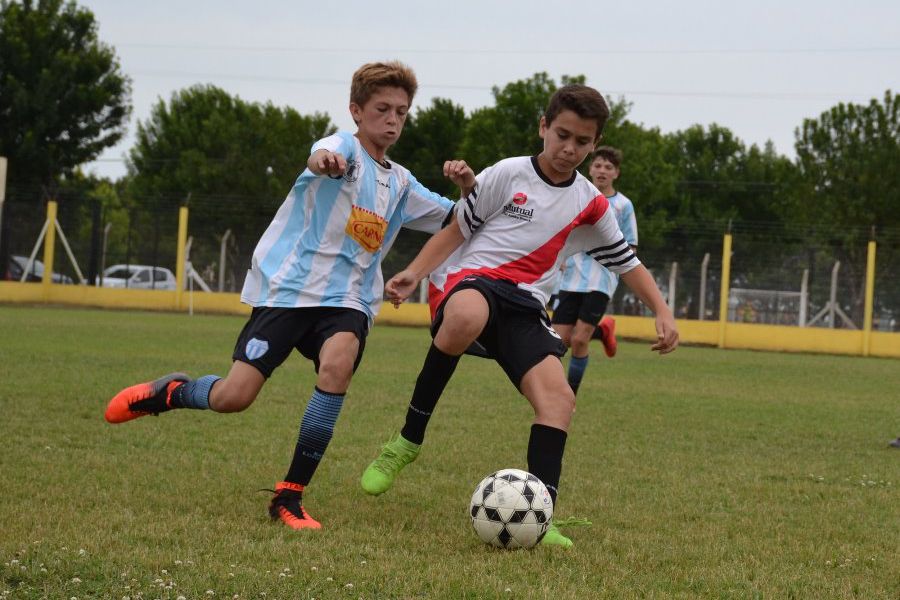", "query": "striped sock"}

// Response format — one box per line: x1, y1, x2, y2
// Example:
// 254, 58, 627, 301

170, 375, 220, 409
567, 355, 589, 395
285, 387, 345, 486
